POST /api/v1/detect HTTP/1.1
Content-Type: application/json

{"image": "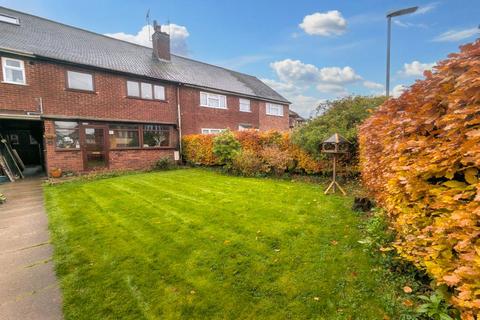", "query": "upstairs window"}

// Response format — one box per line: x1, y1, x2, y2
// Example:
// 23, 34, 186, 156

200, 92, 227, 109
266, 103, 283, 116
127, 80, 165, 100
239, 98, 251, 112
67, 70, 94, 91
2, 57, 26, 85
